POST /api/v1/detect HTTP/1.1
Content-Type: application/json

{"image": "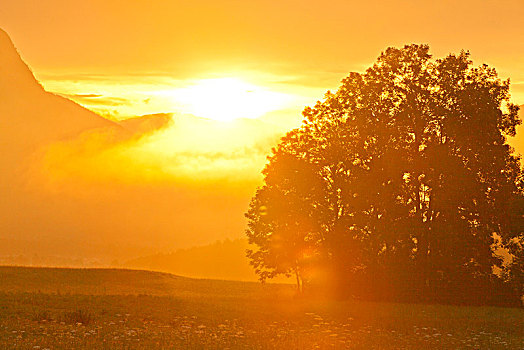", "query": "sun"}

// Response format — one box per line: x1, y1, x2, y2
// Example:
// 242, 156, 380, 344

169, 77, 289, 122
